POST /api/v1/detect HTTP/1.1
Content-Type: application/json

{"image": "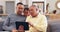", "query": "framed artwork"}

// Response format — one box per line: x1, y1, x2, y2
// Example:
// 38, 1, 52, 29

0, 5, 3, 14
32, 1, 44, 14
